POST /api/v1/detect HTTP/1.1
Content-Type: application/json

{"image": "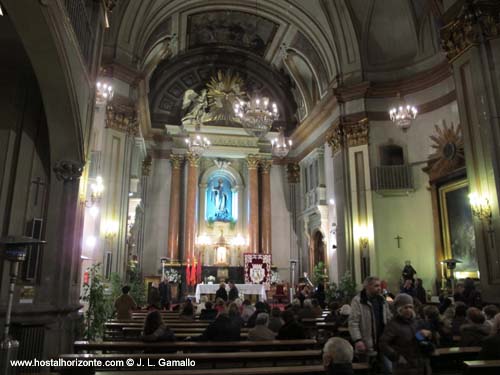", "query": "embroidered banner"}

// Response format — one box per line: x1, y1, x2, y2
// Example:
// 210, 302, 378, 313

244, 253, 271, 289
